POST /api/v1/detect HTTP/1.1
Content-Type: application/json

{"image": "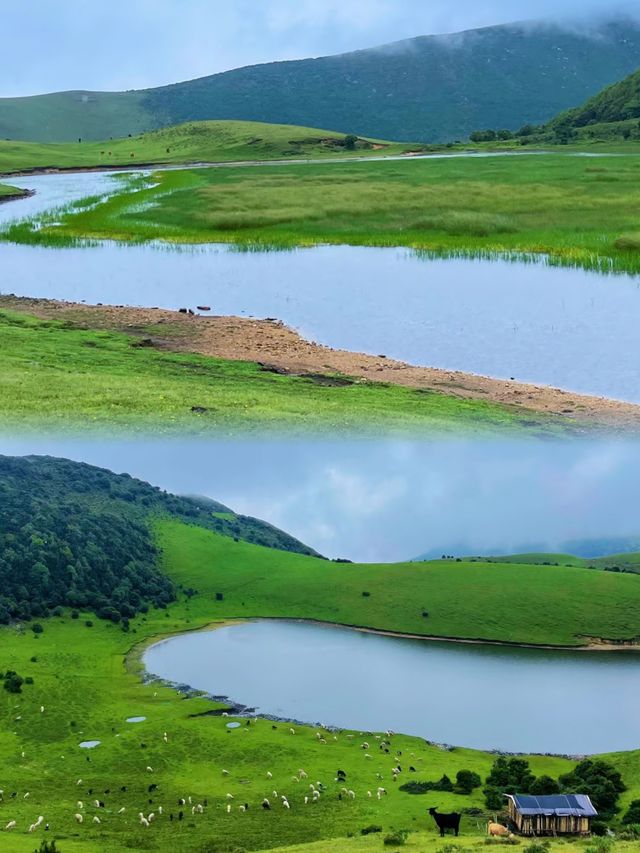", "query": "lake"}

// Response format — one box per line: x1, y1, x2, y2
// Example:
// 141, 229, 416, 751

143, 620, 640, 755
2, 170, 640, 402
